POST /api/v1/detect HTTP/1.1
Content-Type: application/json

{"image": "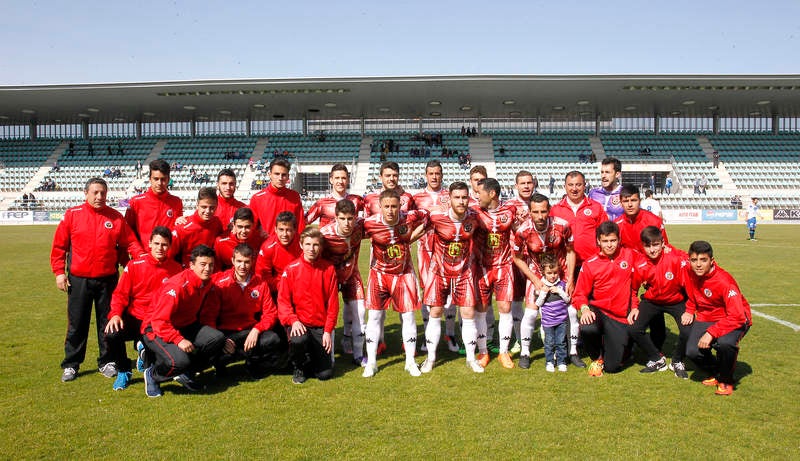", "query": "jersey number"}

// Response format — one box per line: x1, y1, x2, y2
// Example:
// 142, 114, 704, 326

487, 233, 501, 249
447, 242, 463, 257
387, 244, 403, 259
